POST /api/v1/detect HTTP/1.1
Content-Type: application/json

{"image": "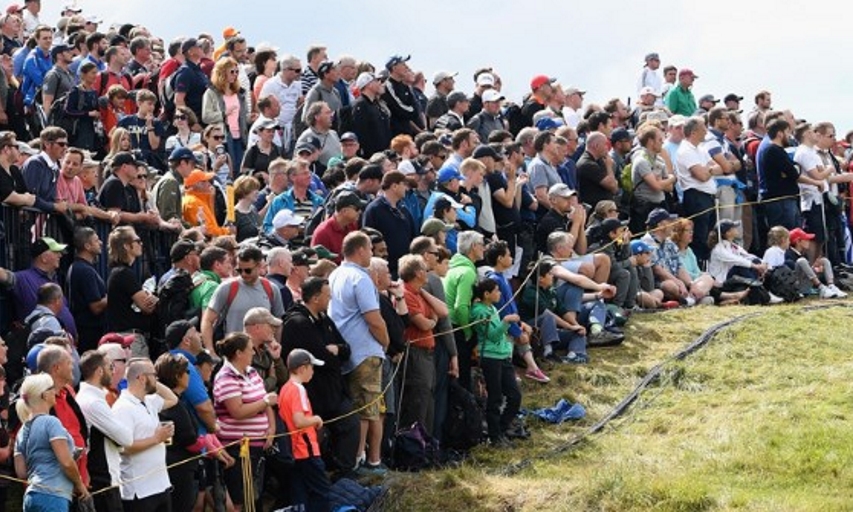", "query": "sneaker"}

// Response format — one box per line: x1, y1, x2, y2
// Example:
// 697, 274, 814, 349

828, 284, 848, 298
684, 296, 696, 307
698, 296, 715, 306
587, 330, 625, 347
563, 352, 590, 364
819, 284, 835, 299
525, 367, 550, 383
768, 292, 785, 304
804, 286, 821, 297
358, 461, 389, 476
